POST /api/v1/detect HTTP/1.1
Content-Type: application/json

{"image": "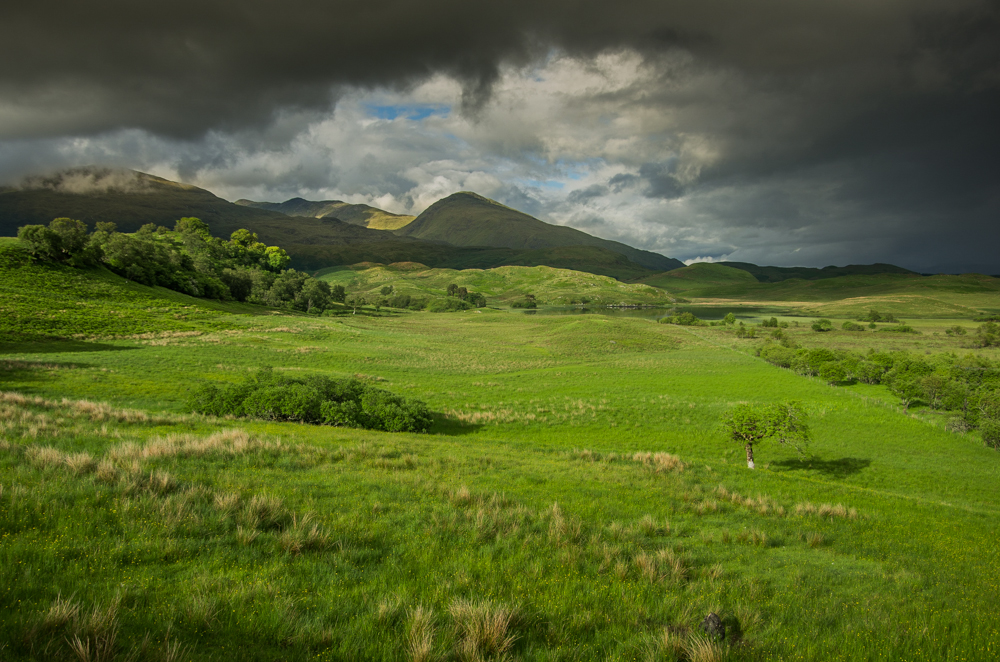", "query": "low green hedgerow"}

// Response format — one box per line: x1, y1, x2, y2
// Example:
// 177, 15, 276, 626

189, 368, 433, 432
658, 311, 707, 326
